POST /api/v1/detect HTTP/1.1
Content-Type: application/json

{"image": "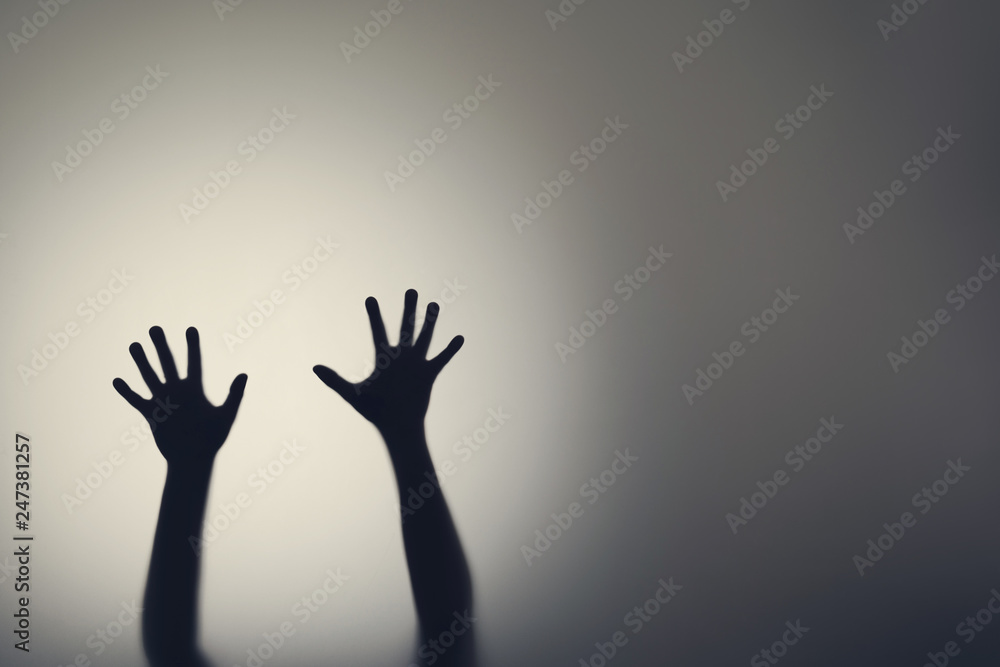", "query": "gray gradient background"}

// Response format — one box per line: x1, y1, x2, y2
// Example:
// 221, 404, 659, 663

2, 0, 1000, 665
